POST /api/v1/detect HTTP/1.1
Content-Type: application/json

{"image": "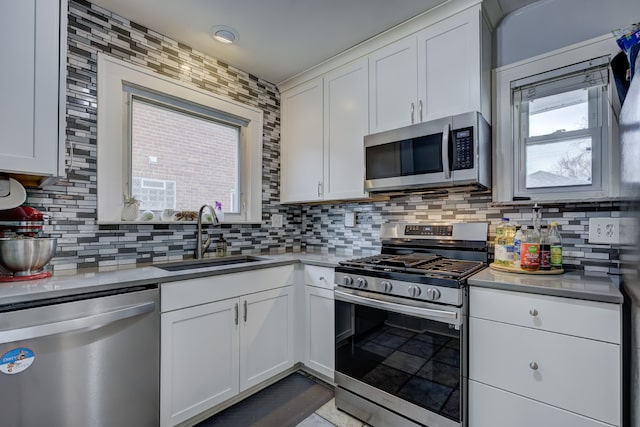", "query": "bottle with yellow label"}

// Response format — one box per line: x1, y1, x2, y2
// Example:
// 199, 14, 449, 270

548, 221, 563, 270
